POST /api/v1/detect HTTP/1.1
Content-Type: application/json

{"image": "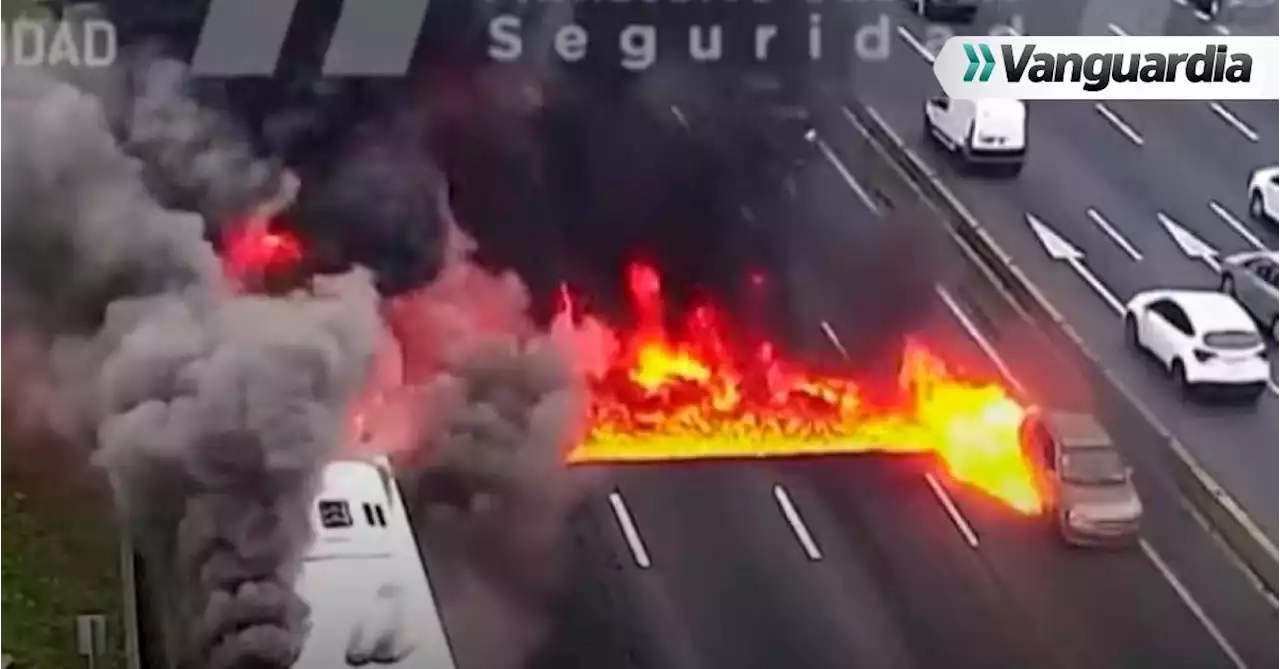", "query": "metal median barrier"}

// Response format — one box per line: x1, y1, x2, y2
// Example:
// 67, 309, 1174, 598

845, 101, 1279, 596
